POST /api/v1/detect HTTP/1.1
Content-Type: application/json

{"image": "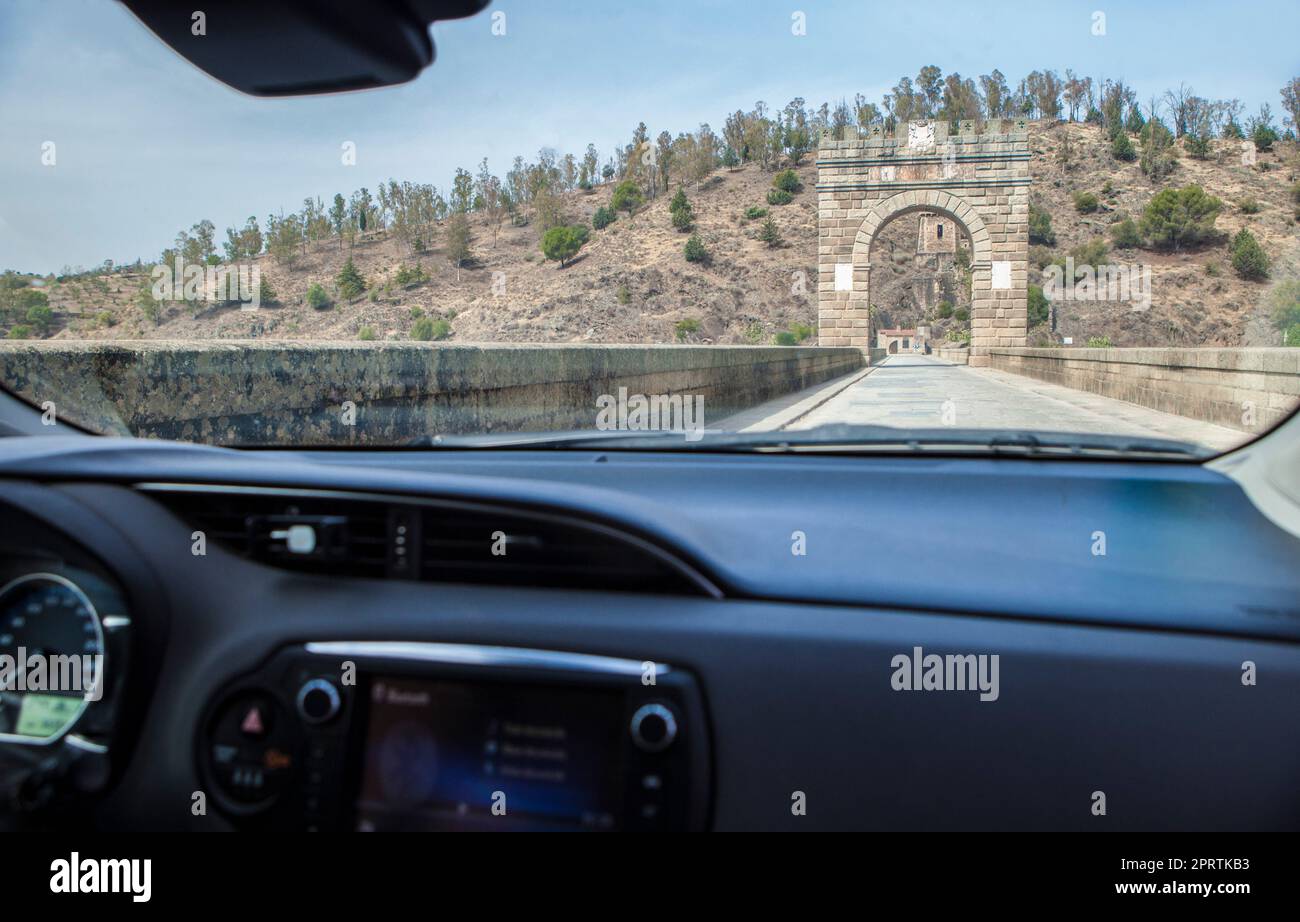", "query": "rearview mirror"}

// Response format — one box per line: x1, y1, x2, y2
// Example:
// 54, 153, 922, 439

120, 0, 490, 97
